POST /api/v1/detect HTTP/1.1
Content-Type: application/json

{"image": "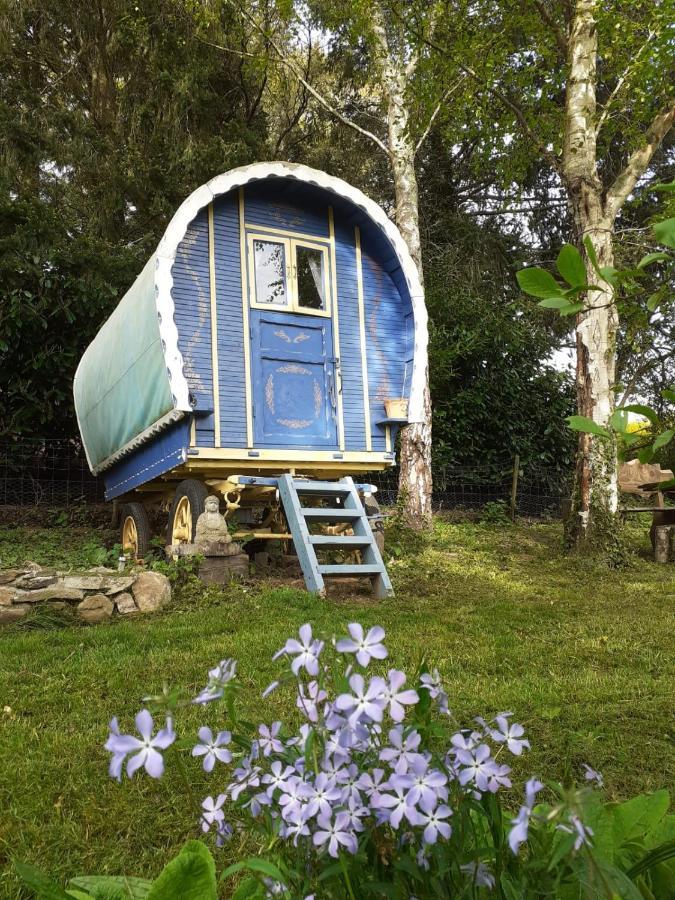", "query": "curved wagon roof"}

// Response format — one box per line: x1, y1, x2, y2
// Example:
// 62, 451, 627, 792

74, 162, 427, 473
